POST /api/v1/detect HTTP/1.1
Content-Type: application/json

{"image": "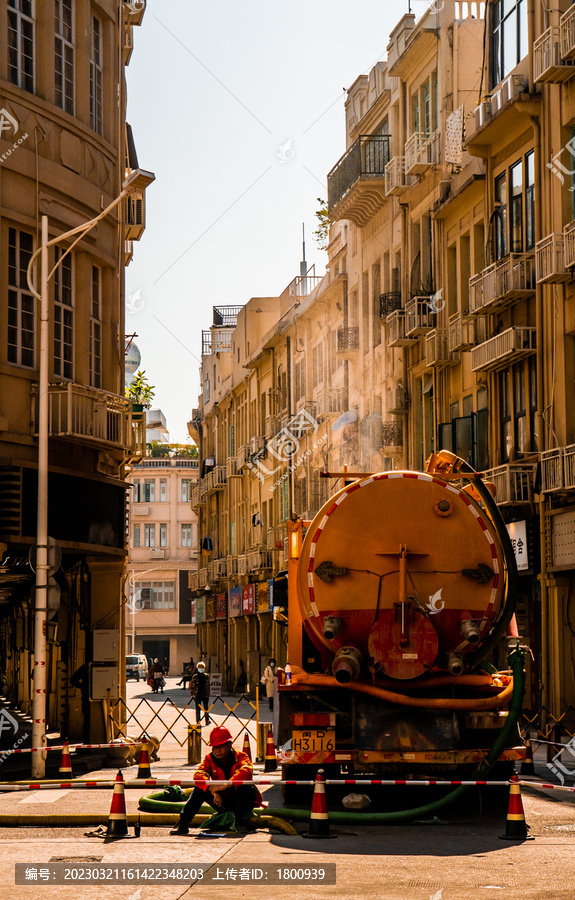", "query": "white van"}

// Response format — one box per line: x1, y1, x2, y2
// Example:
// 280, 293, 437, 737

126, 654, 148, 682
